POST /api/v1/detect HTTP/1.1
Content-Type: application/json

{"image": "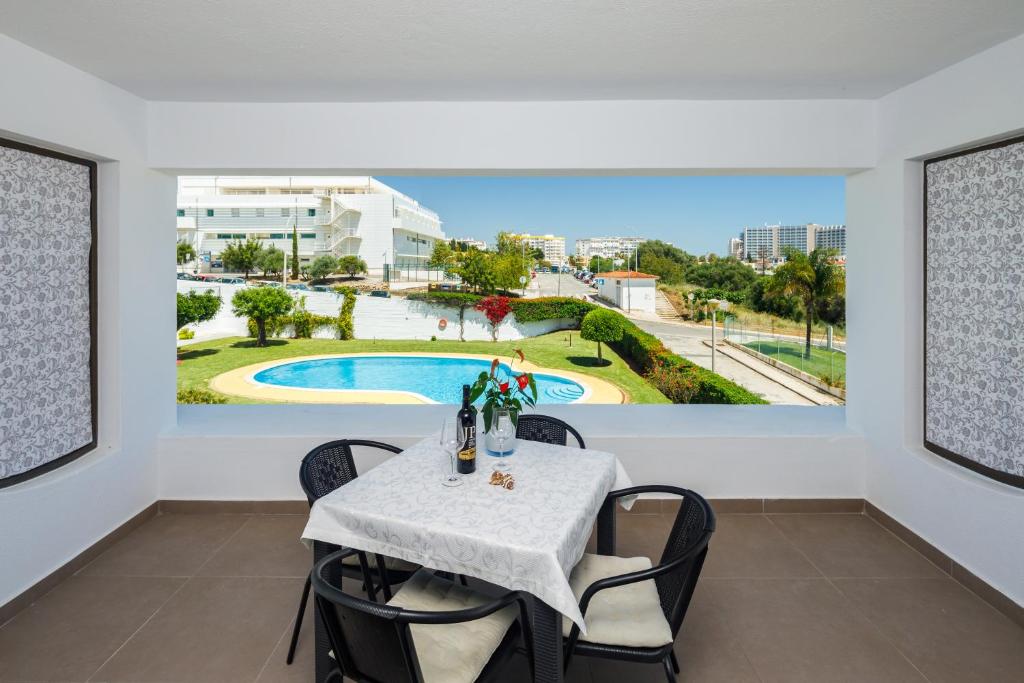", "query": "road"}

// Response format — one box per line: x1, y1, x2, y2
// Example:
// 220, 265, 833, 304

627, 318, 840, 405
523, 271, 594, 299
